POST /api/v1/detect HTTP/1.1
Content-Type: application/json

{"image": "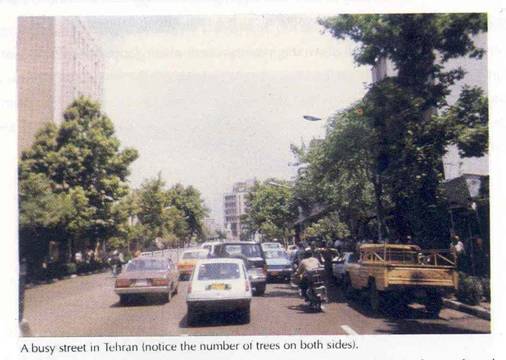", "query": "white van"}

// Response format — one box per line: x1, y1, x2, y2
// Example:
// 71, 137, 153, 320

200, 241, 223, 257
